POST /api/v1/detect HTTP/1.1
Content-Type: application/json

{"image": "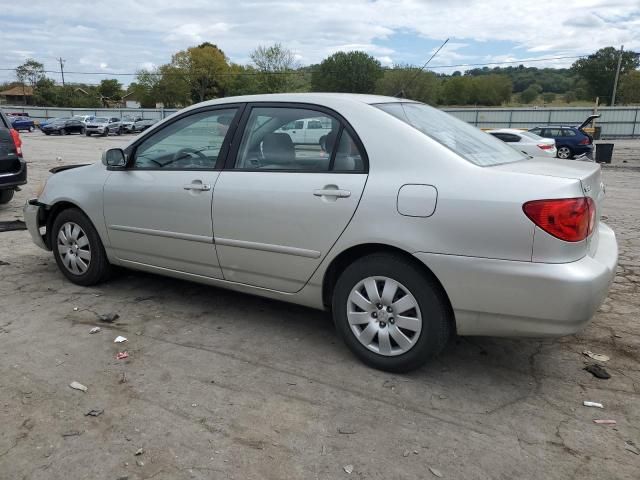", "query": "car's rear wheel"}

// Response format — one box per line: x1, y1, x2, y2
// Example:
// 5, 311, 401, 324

51, 208, 112, 286
102, 128, 109, 137
116, 127, 122, 136
80, 128, 86, 135
332, 253, 451, 372
60, 128, 67, 135
0, 189, 14, 204
86, 131, 91, 136
557, 146, 572, 159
